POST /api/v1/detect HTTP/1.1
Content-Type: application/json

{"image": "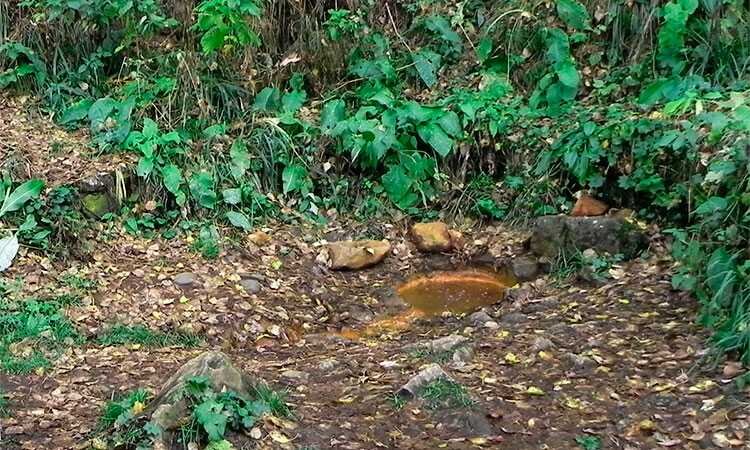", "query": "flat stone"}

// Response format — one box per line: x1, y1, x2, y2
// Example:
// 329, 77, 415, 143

565, 352, 596, 370
327, 240, 391, 270
240, 278, 261, 294
173, 272, 197, 287
426, 334, 469, 353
